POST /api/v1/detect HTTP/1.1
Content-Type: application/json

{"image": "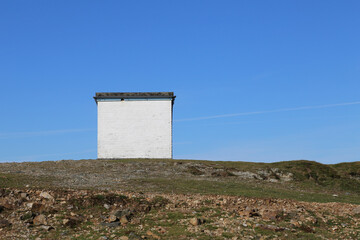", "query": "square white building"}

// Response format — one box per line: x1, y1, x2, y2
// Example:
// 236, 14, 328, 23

94, 92, 175, 159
